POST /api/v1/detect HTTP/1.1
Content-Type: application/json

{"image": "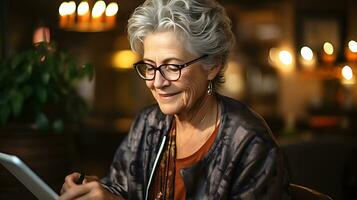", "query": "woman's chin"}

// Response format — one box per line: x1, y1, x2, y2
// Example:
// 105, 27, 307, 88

157, 103, 181, 115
